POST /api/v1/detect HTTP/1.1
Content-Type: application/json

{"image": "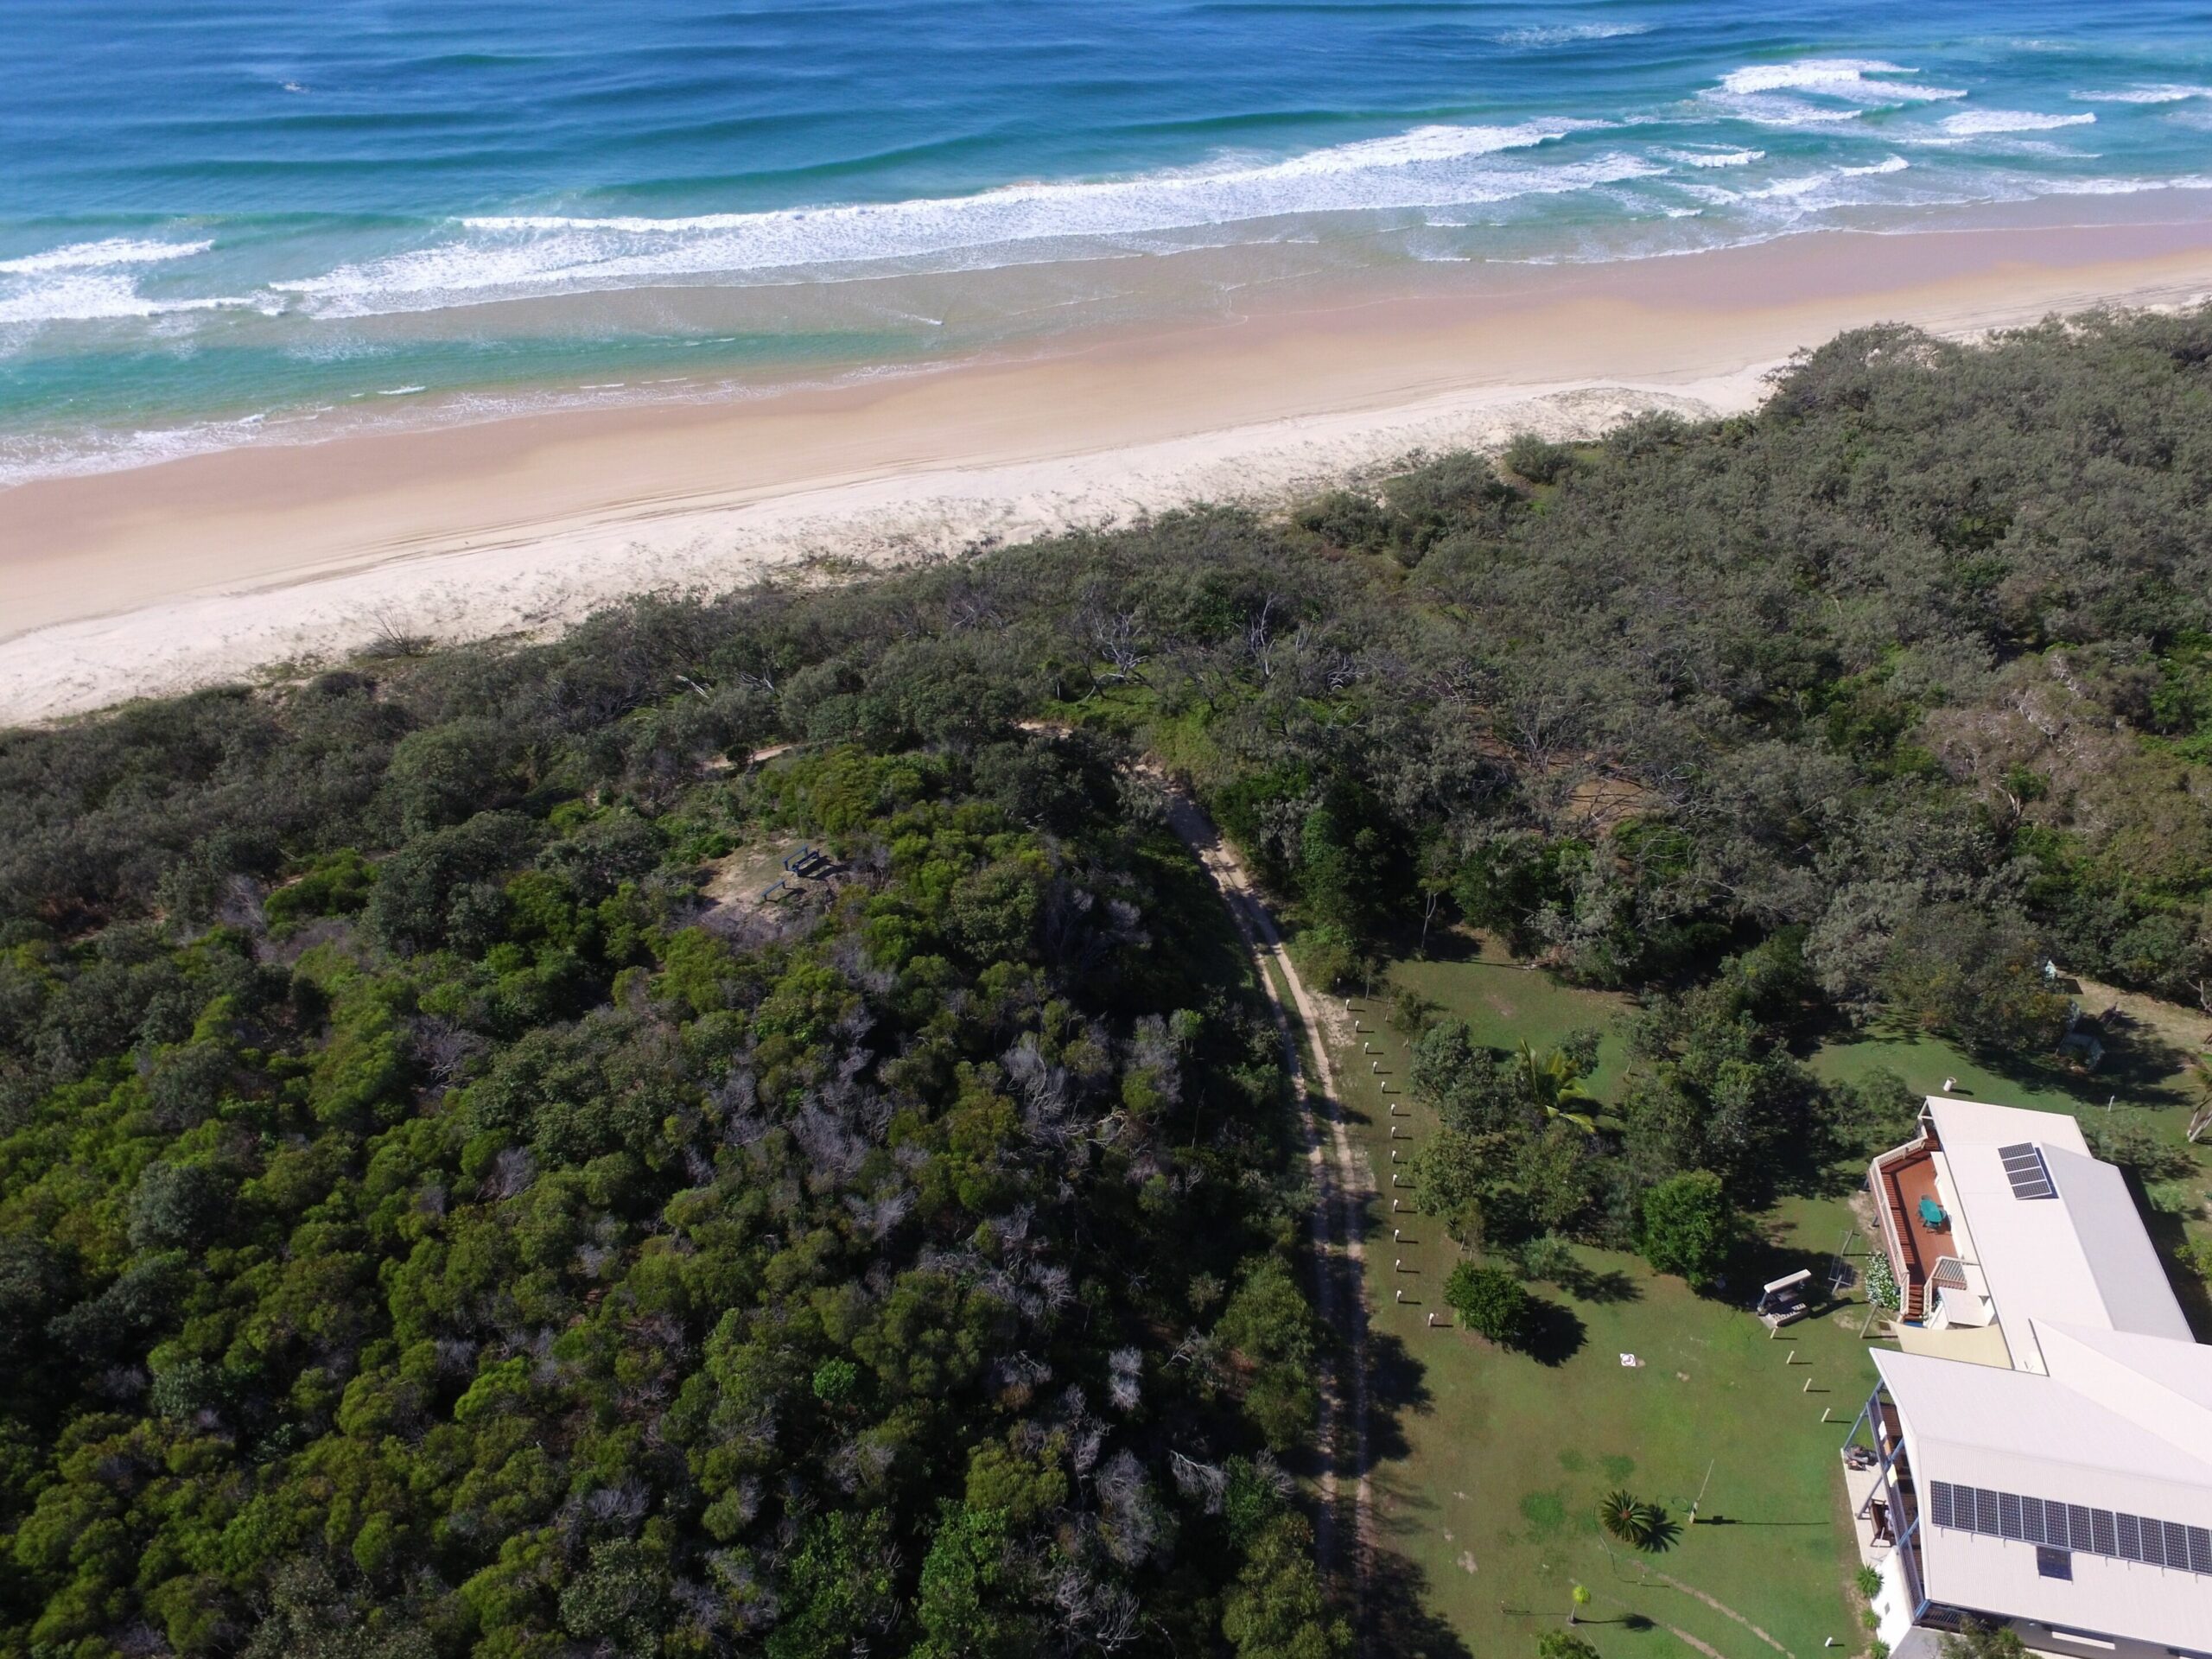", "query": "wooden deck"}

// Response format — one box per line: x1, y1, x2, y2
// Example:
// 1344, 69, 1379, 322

1876, 1147, 1954, 1321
